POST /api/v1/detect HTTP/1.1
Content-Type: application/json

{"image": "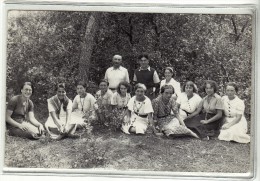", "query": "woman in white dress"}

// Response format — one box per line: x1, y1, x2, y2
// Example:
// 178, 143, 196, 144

176, 81, 202, 120
72, 81, 96, 131
160, 67, 181, 100
45, 83, 79, 140
121, 83, 154, 134
218, 82, 250, 143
